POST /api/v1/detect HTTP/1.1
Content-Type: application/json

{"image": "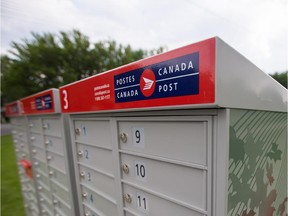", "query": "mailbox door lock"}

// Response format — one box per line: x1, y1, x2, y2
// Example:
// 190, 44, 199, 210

120, 133, 128, 143
122, 164, 130, 174
123, 193, 132, 203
